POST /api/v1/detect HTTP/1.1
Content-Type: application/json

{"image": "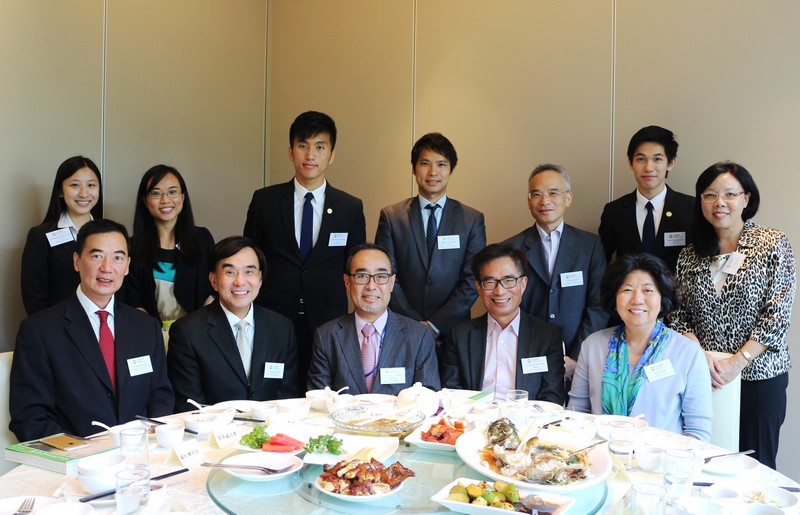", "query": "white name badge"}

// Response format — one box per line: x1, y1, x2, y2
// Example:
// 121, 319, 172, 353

211, 424, 241, 449
172, 439, 204, 468
664, 232, 686, 247
329, 232, 348, 247
722, 251, 746, 275
380, 367, 406, 385
45, 227, 74, 247
437, 235, 460, 250
521, 356, 549, 374
560, 271, 584, 288
127, 356, 153, 377
263, 362, 285, 379
644, 359, 676, 382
